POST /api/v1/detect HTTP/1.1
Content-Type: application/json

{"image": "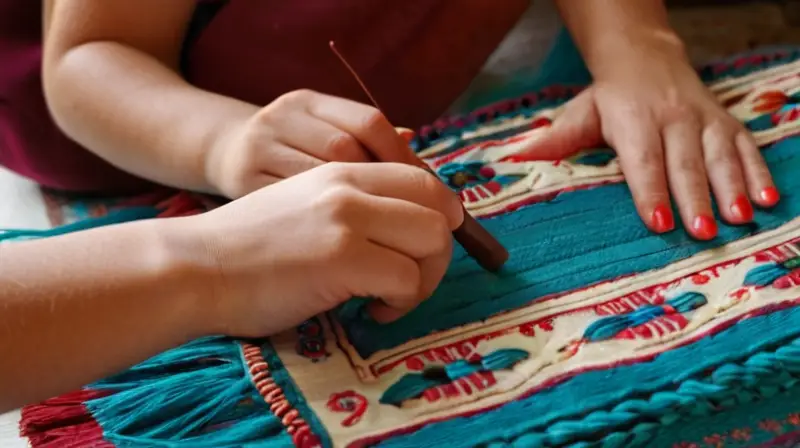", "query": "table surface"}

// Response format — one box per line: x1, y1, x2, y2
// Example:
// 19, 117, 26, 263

0, 166, 52, 448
